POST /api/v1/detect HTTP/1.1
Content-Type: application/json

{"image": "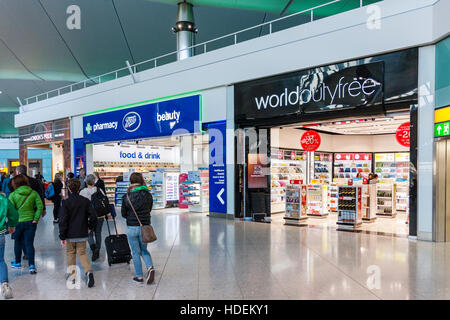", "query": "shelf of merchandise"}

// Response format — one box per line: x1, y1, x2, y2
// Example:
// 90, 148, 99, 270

313, 153, 332, 184
374, 153, 410, 214
149, 182, 166, 209
271, 157, 306, 214
337, 186, 362, 231
283, 184, 308, 226
328, 184, 339, 212
361, 184, 377, 222
376, 183, 397, 217
306, 184, 328, 217
181, 181, 203, 212
181, 170, 209, 213
165, 172, 180, 202
199, 171, 209, 212
96, 171, 122, 204
334, 155, 372, 180
114, 181, 129, 207
396, 182, 409, 214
